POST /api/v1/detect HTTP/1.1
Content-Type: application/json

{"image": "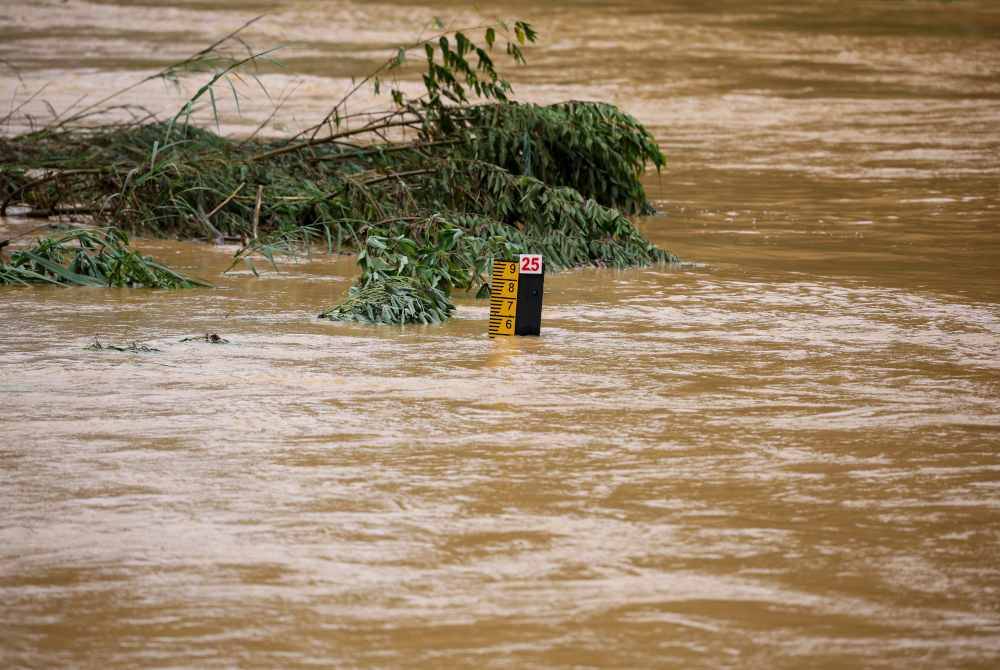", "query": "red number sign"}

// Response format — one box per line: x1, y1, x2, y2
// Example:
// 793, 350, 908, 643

519, 254, 542, 274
